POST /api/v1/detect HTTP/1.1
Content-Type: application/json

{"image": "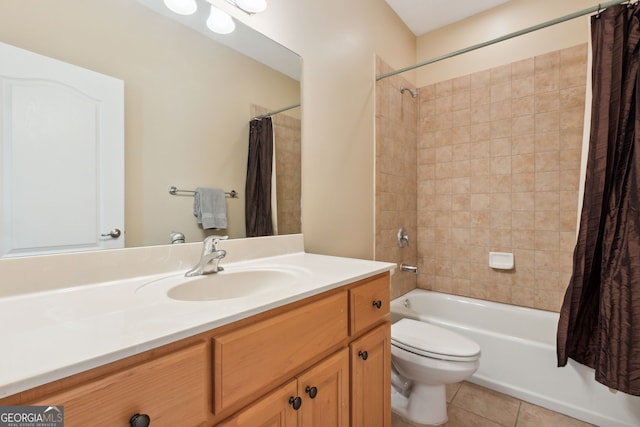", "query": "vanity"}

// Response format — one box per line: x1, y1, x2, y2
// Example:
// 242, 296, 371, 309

0, 235, 394, 426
